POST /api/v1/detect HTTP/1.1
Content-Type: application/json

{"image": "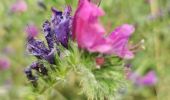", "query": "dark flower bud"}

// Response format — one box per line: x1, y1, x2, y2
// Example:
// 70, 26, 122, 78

39, 63, 48, 76
50, 6, 72, 48
30, 62, 48, 76
24, 67, 38, 85
30, 62, 40, 71
24, 67, 32, 76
